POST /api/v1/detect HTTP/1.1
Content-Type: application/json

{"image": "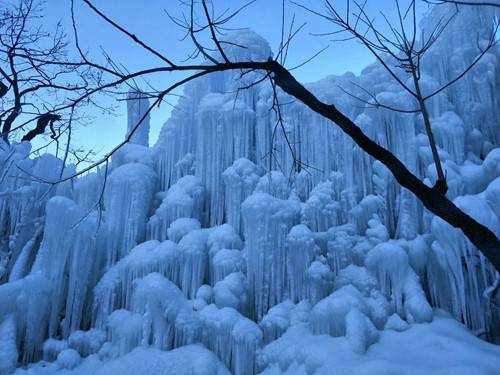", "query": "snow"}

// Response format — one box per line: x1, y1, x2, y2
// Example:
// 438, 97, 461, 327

258, 313, 500, 375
